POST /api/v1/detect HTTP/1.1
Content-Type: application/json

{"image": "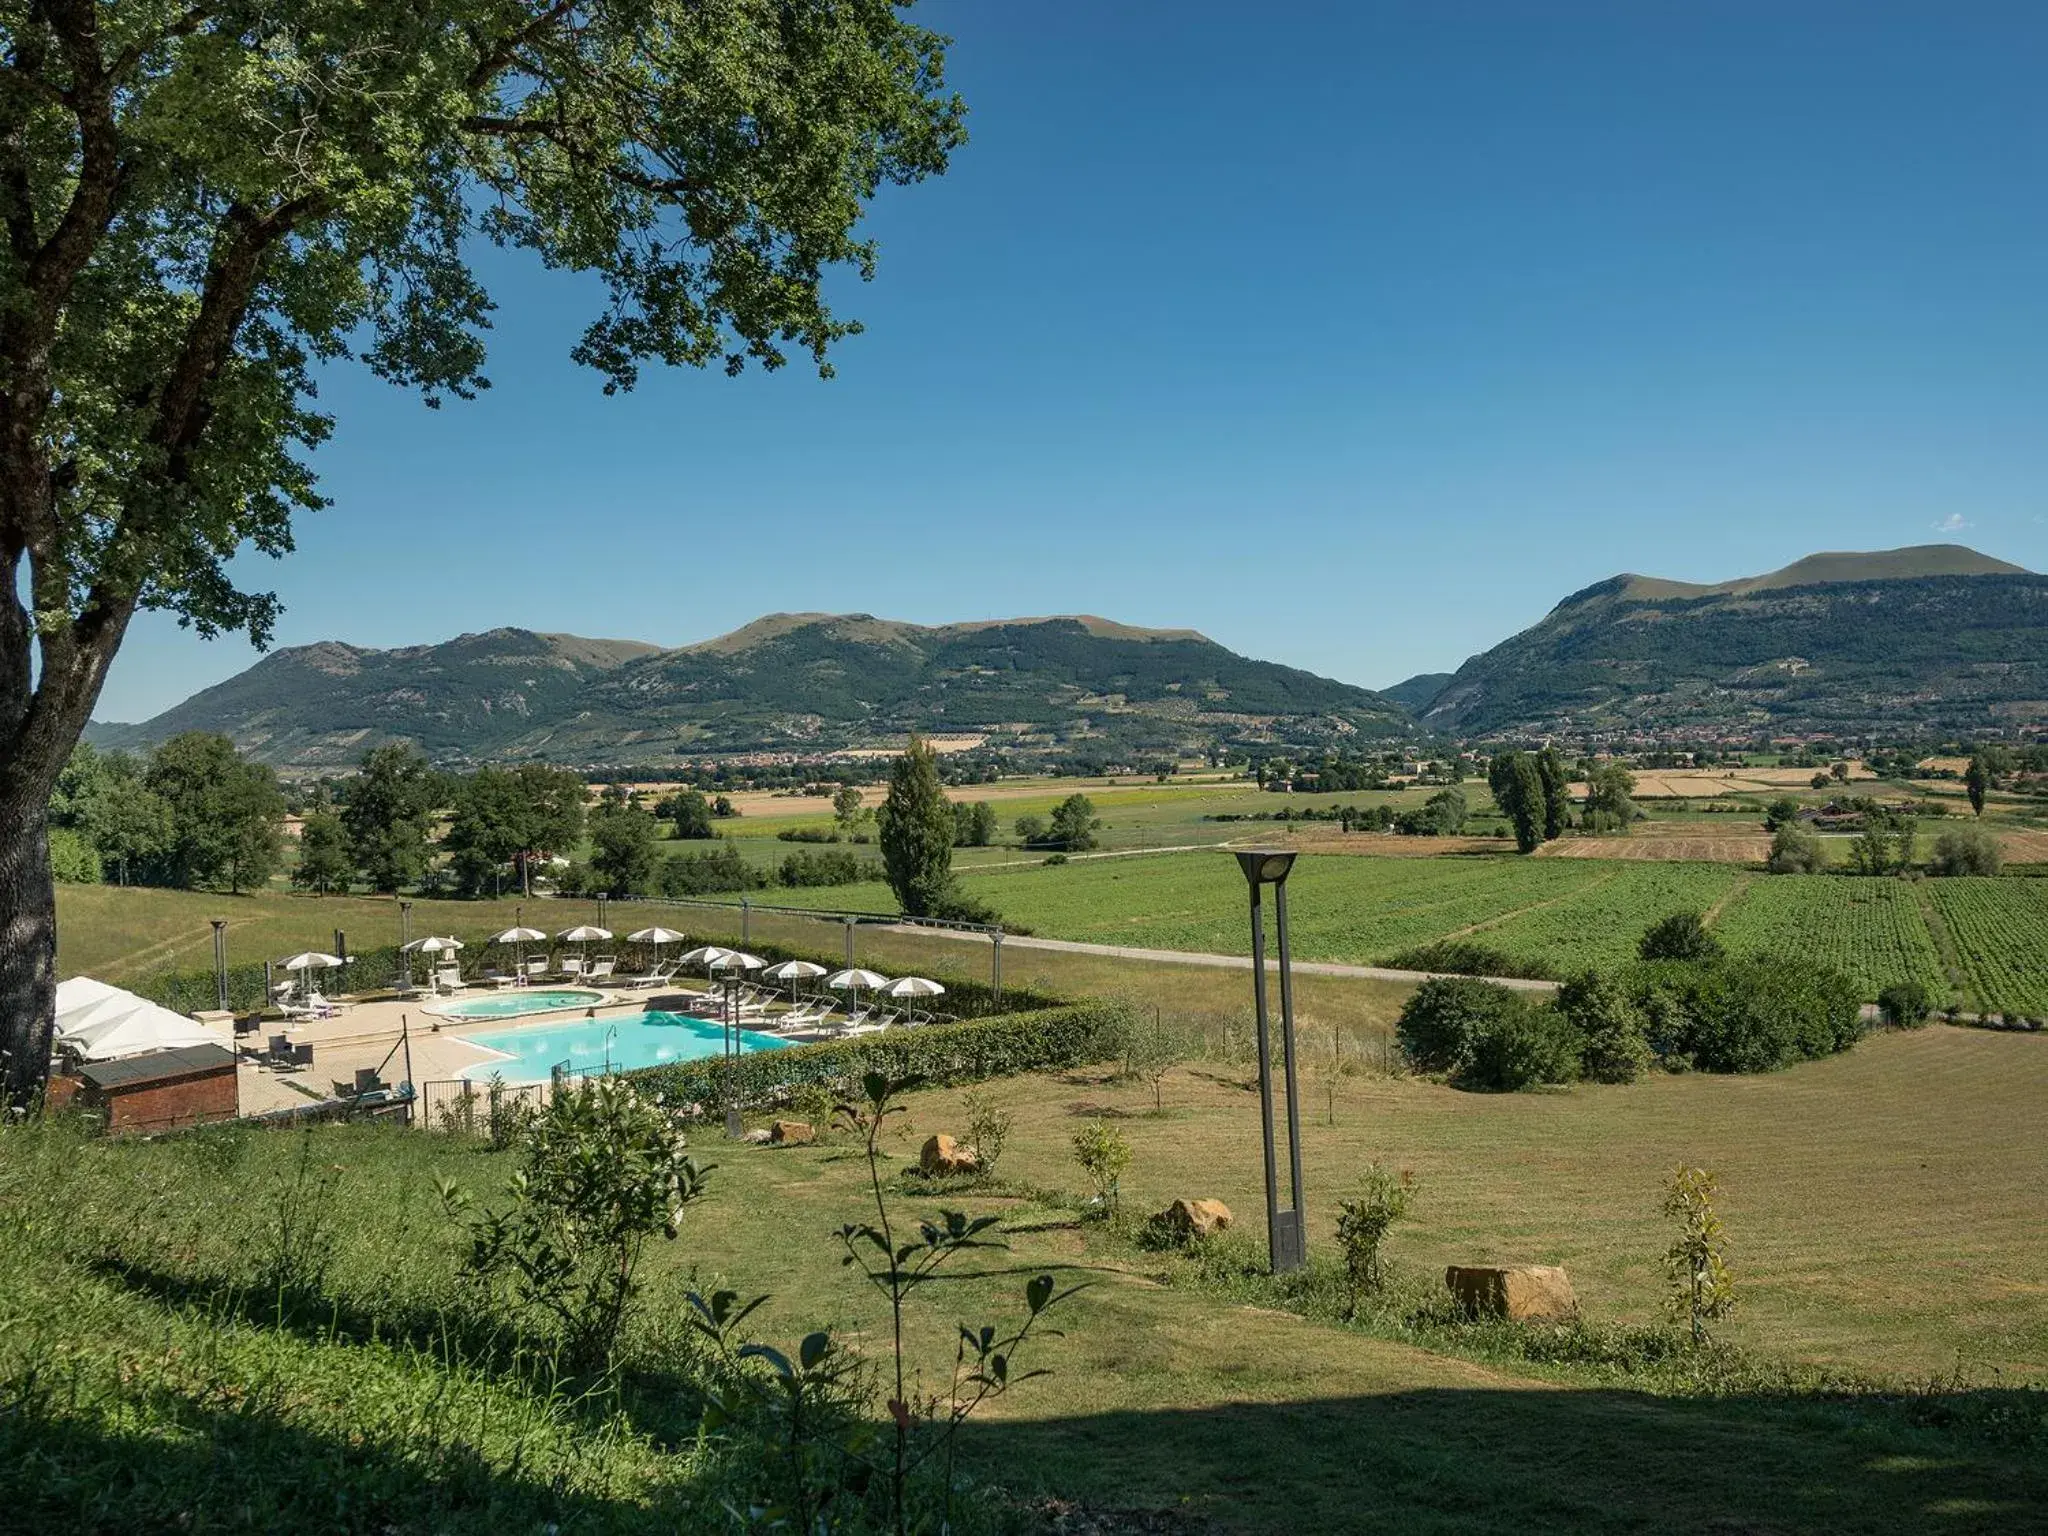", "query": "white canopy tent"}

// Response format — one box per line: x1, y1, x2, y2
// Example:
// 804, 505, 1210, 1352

54, 978, 230, 1062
